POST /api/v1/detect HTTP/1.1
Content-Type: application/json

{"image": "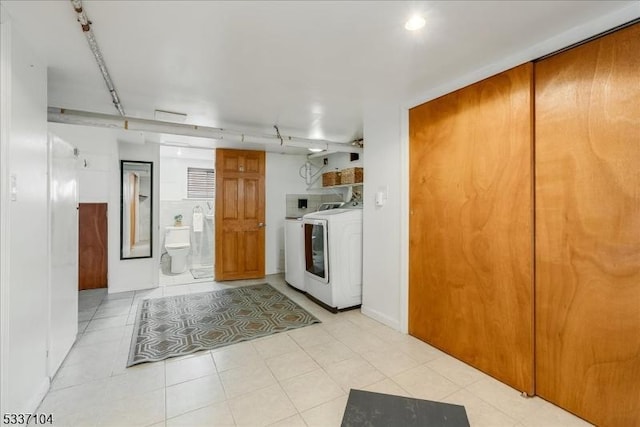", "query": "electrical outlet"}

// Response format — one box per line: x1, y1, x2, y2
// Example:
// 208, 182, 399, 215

323, 158, 328, 165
